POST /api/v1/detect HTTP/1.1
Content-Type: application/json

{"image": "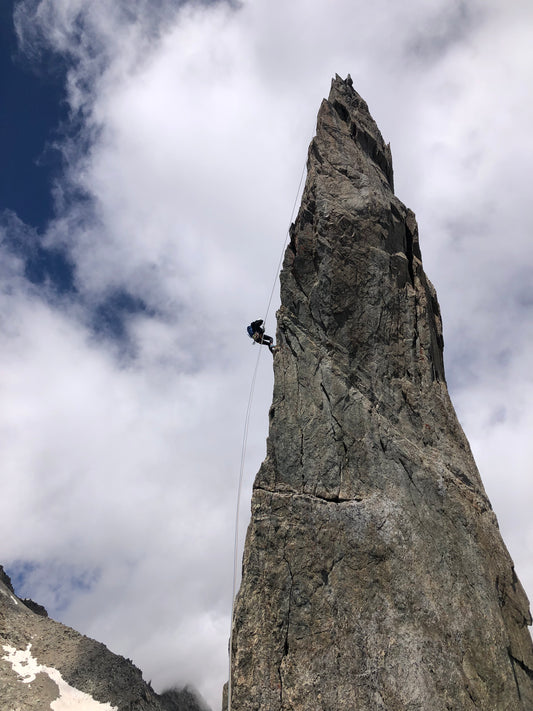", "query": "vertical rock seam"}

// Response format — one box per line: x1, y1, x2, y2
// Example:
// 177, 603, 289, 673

229, 75, 533, 710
